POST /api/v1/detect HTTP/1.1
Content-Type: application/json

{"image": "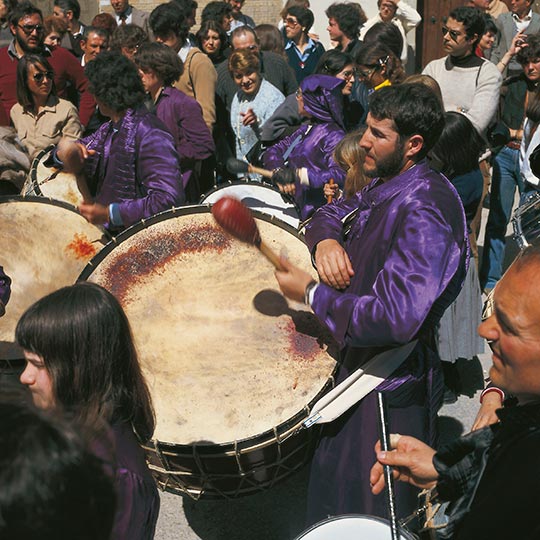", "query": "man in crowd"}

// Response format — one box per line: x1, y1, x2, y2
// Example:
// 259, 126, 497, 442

326, 1, 366, 57
491, 0, 540, 76
80, 26, 108, 67
53, 0, 85, 58
150, 1, 216, 129
227, 0, 254, 34
370, 245, 540, 539
0, 1, 94, 127
110, 0, 150, 36
275, 83, 468, 524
